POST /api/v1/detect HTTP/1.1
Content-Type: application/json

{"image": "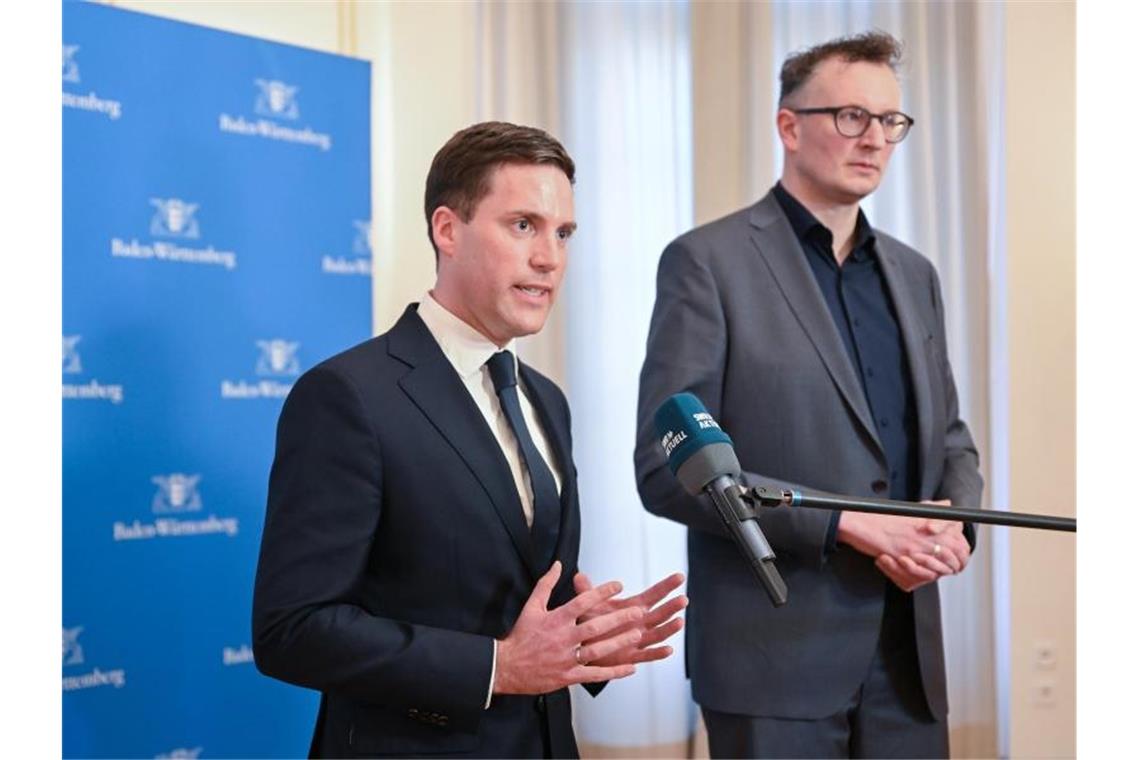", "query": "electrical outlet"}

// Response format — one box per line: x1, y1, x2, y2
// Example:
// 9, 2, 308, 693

1033, 641, 1058, 671
1032, 679, 1057, 707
